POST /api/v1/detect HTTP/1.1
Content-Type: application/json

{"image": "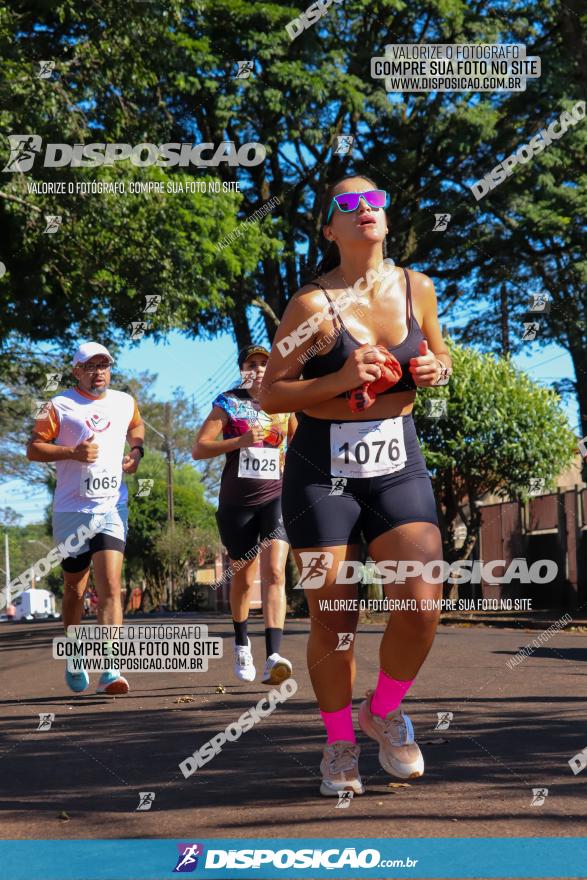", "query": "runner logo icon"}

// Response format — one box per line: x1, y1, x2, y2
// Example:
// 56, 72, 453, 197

144, 294, 162, 313
433, 213, 451, 231
235, 60, 254, 78
44, 214, 62, 234
330, 476, 347, 495
136, 791, 155, 811
435, 711, 453, 730
173, 843, 204, 872
2, 134, 42, 172
334, 135, 354, 154
37, 713, 55, 731
44, 372, 62, 392
336, 791, 354, 808
336, 633, 354, 651
294, 551, 333, 589
531, 787, 548, 806
136, 479, 154, 497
